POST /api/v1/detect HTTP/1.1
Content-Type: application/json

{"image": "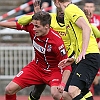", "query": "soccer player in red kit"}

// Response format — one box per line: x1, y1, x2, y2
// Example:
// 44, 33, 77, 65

83, 0, 100, 46
83, 0, 100, 30
0, 11, 73, 100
